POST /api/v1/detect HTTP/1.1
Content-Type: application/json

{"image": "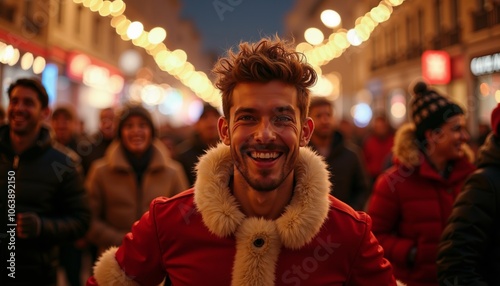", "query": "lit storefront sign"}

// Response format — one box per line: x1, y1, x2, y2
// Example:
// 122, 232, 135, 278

67, 52, 124, 94
470, 52, 500, 76
421, 50, 451, 84
67, 51, 124, 109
